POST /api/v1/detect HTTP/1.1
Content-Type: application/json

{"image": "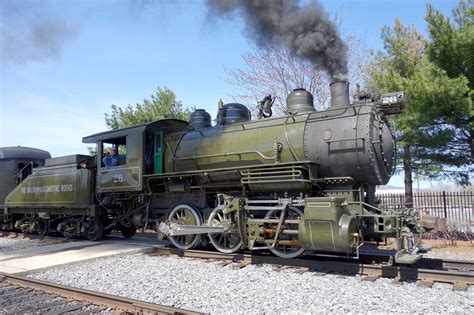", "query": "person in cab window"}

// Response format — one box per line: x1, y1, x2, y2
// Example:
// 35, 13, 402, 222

103, 146, 125, 167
